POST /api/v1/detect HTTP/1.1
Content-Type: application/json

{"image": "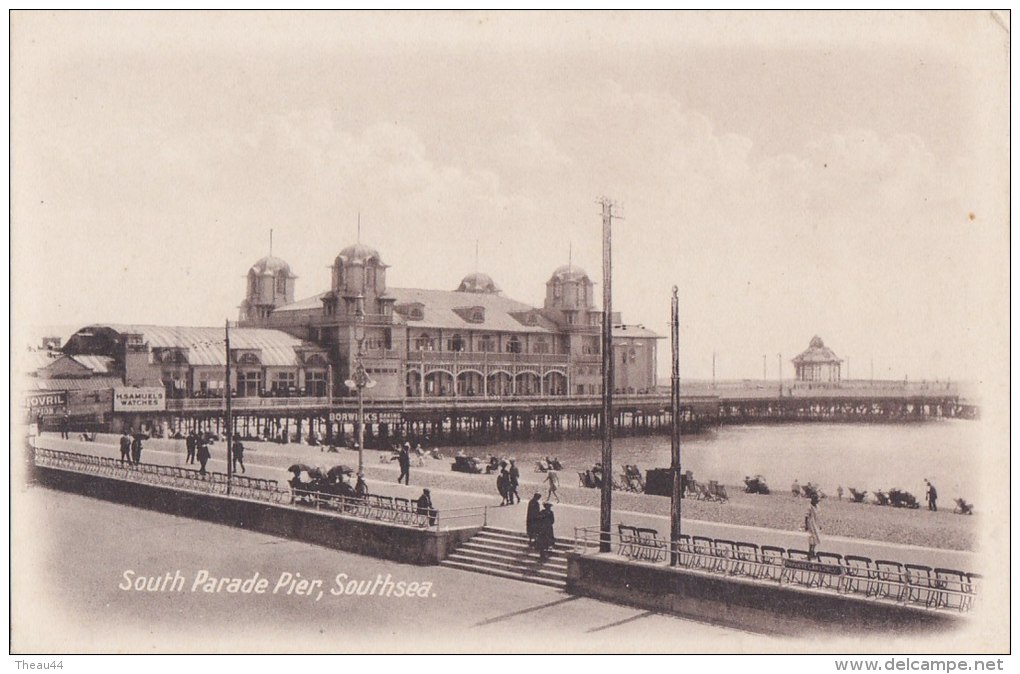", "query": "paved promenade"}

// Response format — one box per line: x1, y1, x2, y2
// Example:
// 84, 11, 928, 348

31, 433, 979, 572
